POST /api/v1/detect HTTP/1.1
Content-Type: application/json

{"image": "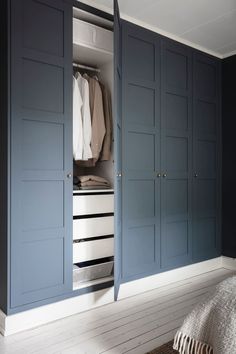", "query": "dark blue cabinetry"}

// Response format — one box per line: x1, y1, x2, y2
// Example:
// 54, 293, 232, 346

121, 21, 221, 282
10, 0, 73, 309
160, 39, 193, 270
192, 52, 221, 261
0, 0, 9, 314
222, 55, 236, 258
121, 22, 161, 281
0, 1, 222, 314
114, 0, 123, 300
